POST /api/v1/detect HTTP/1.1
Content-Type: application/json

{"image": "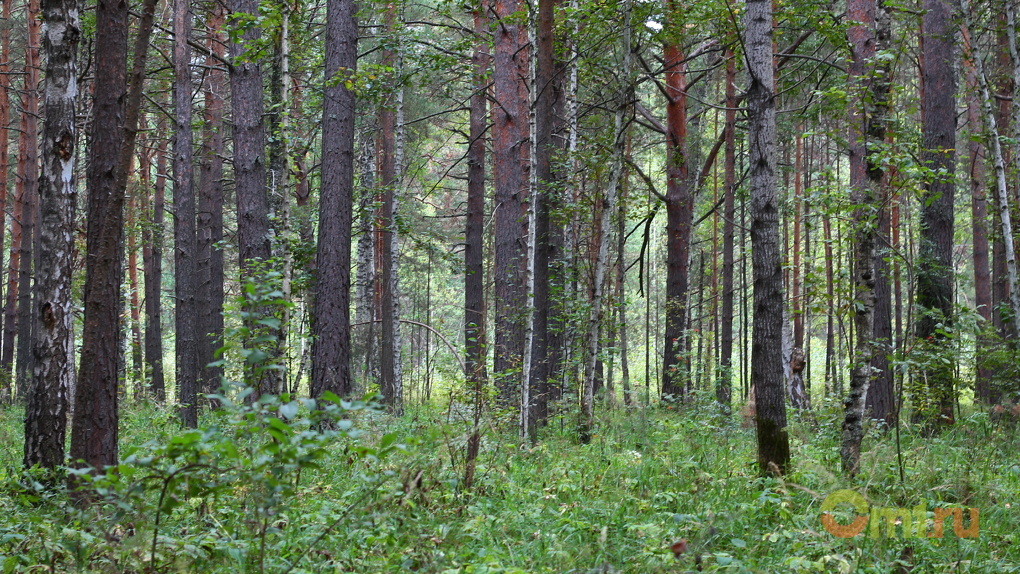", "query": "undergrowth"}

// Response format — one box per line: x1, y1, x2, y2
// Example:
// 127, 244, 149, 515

0, 392, 1016, 573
